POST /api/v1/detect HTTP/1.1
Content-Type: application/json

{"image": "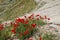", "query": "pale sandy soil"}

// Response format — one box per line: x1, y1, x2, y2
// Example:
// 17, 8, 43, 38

33, 0, 60, 24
